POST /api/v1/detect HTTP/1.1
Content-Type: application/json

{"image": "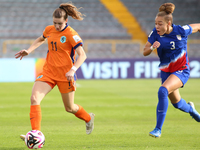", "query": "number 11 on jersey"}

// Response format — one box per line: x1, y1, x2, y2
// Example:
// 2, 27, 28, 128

51, 41, 57, 51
